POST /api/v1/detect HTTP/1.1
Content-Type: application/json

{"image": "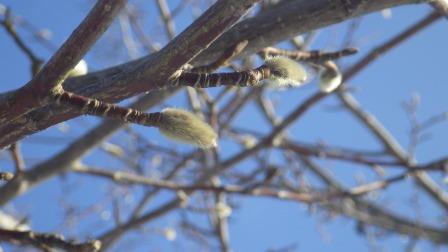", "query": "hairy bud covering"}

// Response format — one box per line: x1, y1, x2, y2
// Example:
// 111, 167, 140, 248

67, 59, 88, 77
263, 56, 308, 88
319, 61, 342, 93
158, 108, 218, 149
